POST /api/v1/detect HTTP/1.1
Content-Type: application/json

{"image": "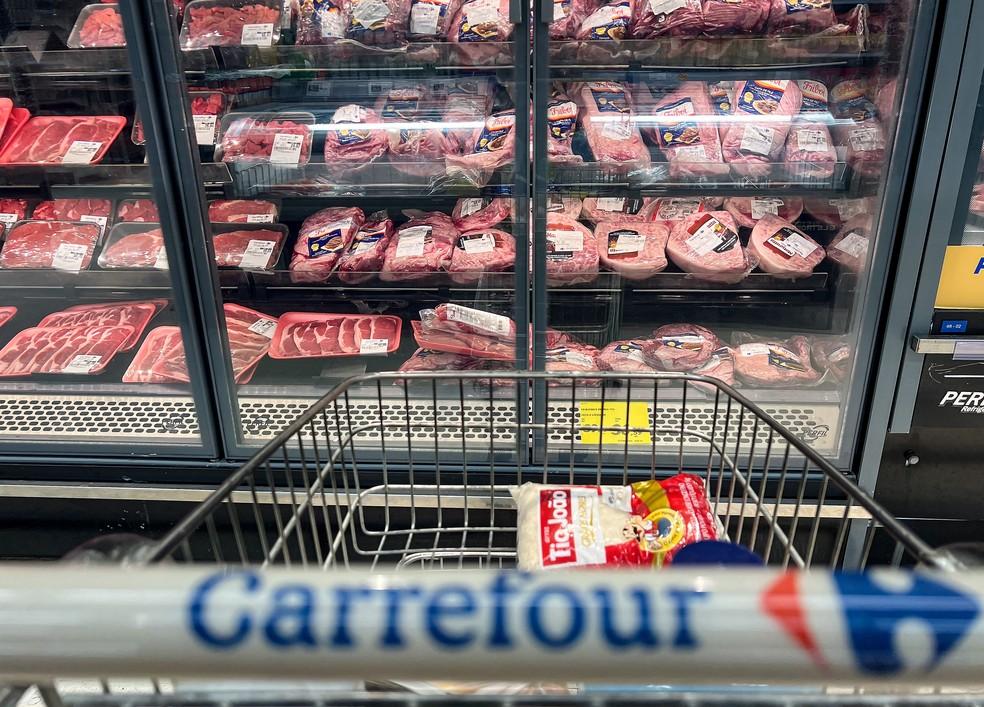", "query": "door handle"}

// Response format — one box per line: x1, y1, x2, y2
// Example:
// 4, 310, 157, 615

910, 336, 984, 358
